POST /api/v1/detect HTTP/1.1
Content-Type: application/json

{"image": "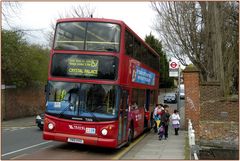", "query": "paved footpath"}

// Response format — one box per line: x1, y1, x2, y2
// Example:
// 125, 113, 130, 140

2, 116, 36, 127
121, 127, 186, 160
